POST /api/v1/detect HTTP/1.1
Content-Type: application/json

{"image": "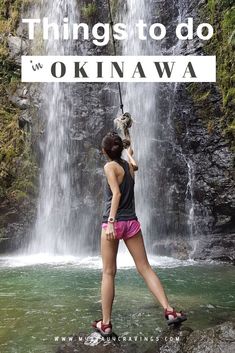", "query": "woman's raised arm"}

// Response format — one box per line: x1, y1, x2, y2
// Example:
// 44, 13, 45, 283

126, 145, 138, 171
